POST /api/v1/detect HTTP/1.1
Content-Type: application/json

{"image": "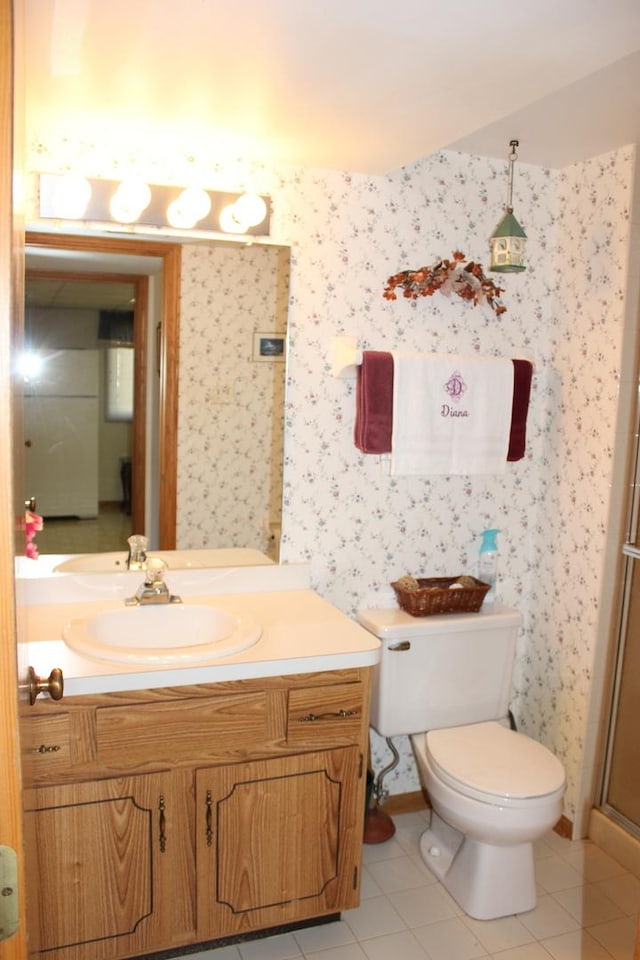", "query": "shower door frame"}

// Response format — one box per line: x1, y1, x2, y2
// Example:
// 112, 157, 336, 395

600, 390, 640, 838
